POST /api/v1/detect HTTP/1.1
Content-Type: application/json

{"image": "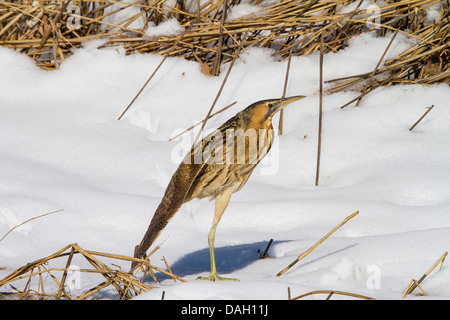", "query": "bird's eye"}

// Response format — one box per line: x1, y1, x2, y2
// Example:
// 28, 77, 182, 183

268, 103, 273, 107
